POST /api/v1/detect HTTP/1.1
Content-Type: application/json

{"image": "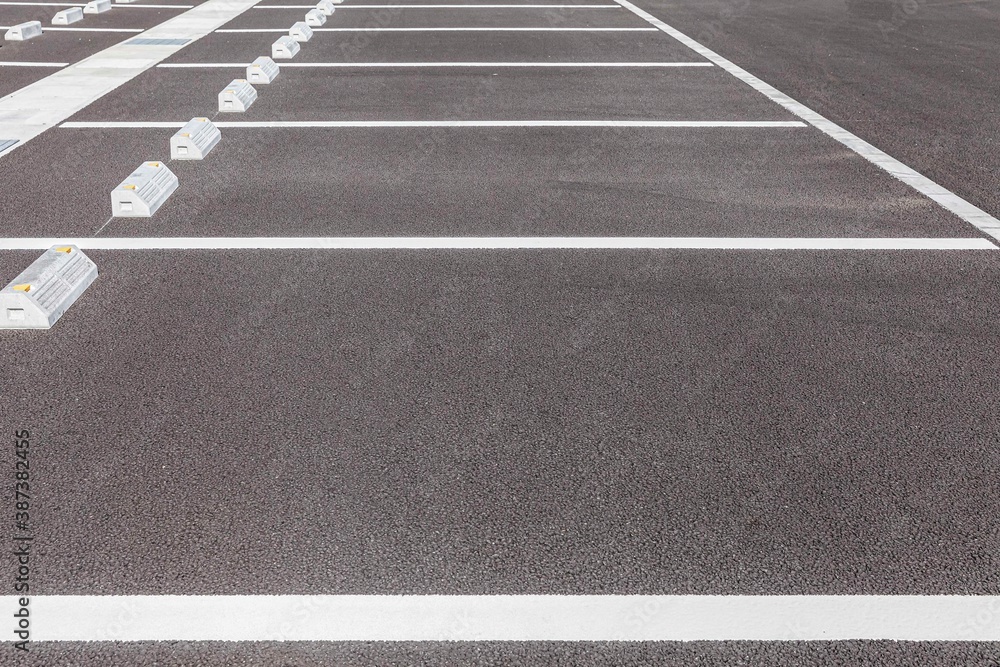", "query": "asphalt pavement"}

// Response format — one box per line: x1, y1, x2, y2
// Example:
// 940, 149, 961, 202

0, 0, 998, 663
